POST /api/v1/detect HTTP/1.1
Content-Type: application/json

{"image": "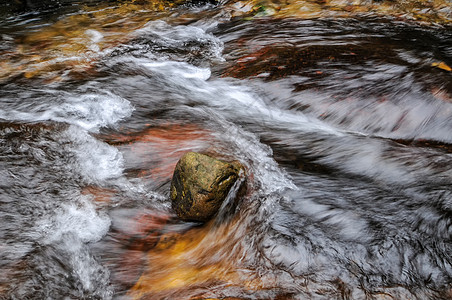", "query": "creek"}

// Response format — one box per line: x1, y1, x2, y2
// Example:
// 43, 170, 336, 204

0, 0, 451, 299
